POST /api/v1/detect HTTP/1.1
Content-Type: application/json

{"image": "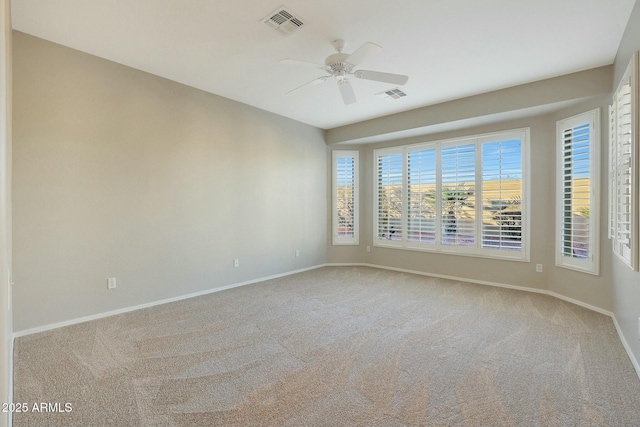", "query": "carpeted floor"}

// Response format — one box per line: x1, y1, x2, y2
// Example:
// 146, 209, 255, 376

12, 266, 640, 426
